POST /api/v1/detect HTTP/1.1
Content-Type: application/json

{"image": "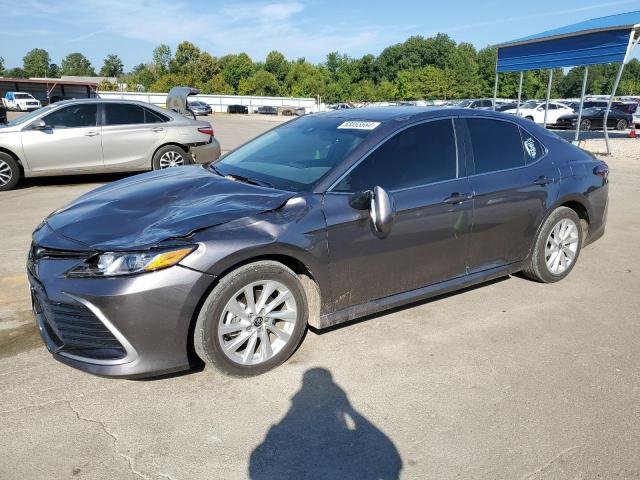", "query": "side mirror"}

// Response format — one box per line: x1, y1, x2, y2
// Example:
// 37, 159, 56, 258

370, 186, 394, 236
32, 119, 47, 130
